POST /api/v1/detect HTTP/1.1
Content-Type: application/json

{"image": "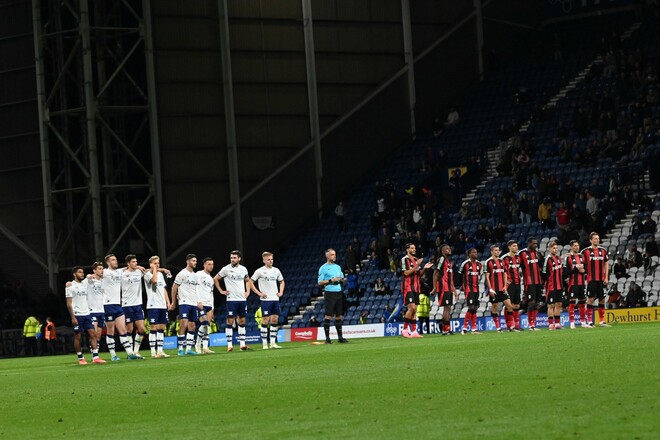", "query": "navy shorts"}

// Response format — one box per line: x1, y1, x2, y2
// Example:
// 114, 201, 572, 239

74, 315, 94, 333
261, 300, 281, 317
90, 312, 105, 328
124, 305, 145, 324
226, 301, 248, 318
179, 304, 199, 322
148, 308, 169, 325
104, 304, 124, 322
